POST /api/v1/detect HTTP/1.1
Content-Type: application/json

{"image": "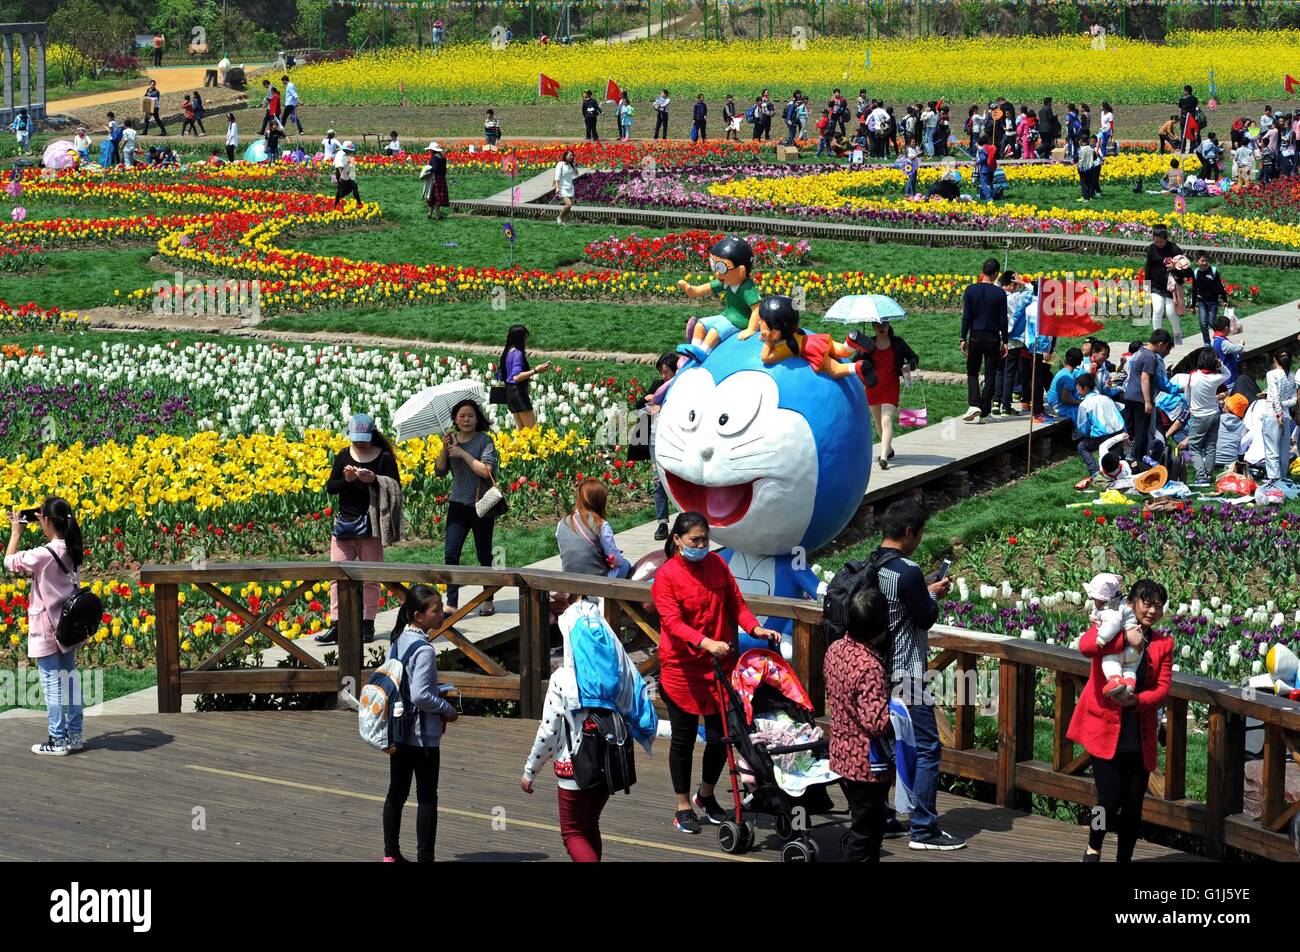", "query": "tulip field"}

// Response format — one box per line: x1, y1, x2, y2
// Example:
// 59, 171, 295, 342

292, 31, 1295, 107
